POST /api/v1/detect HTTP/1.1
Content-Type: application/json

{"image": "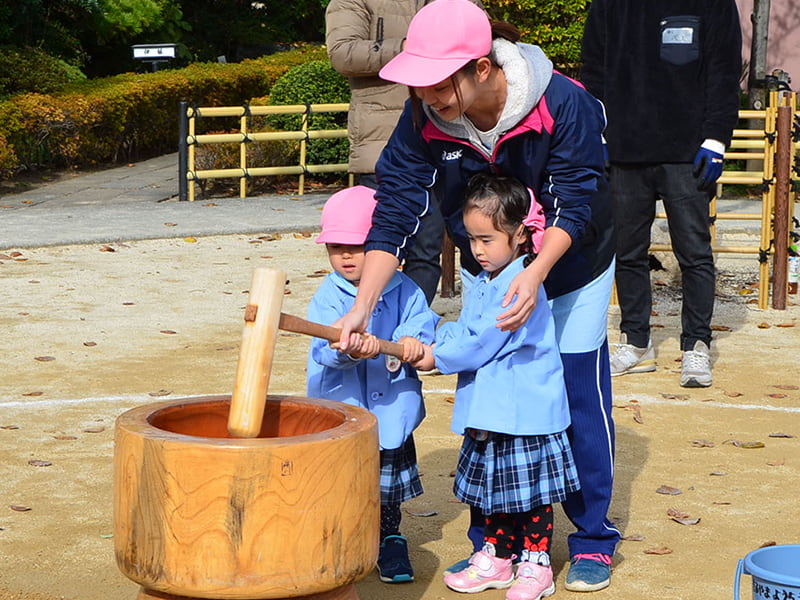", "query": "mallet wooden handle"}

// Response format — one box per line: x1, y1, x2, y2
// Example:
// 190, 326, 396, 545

279, 313, 405, 359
